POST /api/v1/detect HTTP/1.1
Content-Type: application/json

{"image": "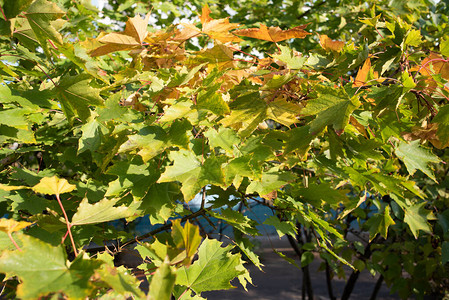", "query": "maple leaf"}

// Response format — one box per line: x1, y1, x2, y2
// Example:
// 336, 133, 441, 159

175, 5, 241, 43
53, 74, 104, 121
0, 234, 100, 299
158, 150, 226, 201
234, 24, 310, 42
395, 140, 441, 181
0, 219, 32, 234
90, 13, 150, 57
353, 58, 380, 87
404, 202, 436, 239
364, 206, 395, 241
411, 52, 449, 92
319, 34, 345, 52
71, 198, 134, 225
176, 238, 248, 293
302, 85, 361, 135
24, 0, 65, 45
